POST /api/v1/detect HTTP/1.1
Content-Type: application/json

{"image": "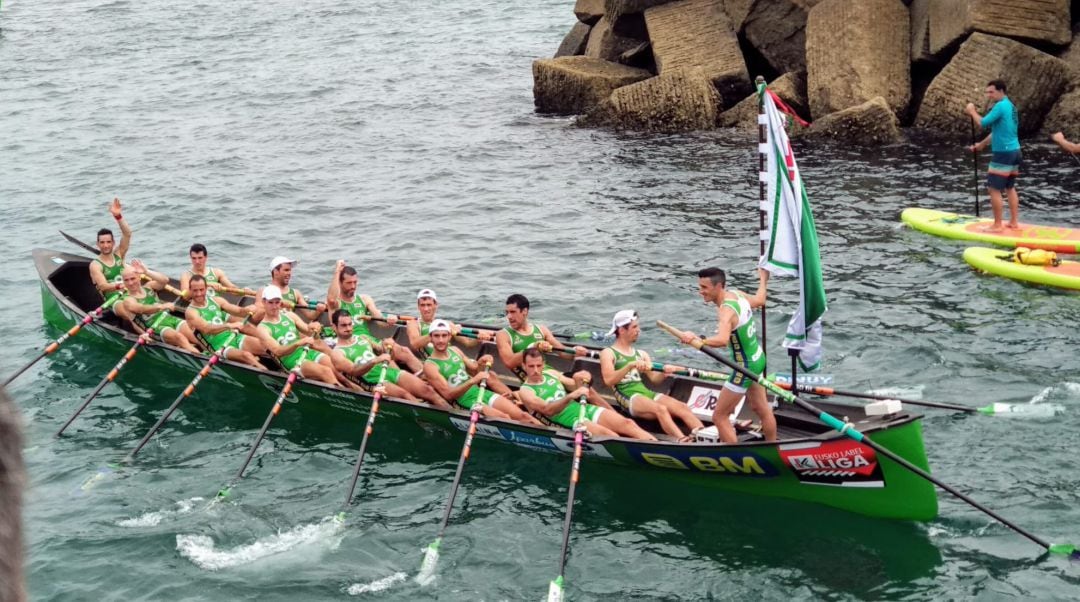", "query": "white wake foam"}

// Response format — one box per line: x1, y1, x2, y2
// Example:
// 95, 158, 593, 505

117, 497, 204, 527
176, 516, 344, 571
347, 572, 407, 595
866, 385, 924, 400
